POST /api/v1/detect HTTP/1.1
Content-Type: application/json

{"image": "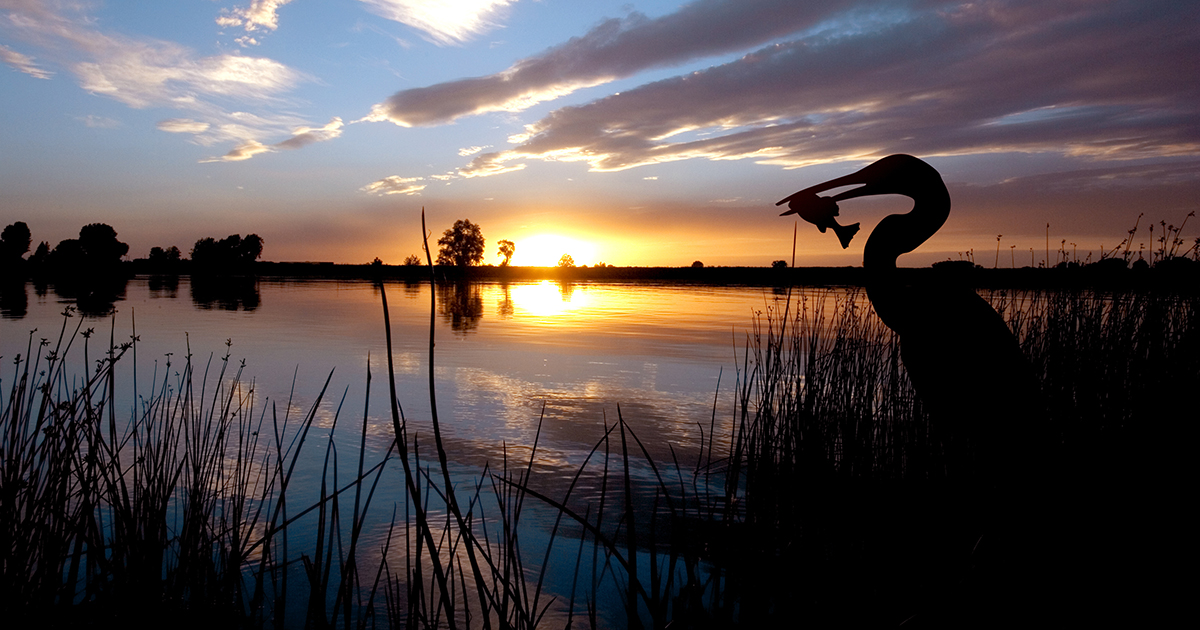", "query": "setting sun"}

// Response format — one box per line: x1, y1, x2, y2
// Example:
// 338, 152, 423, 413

509, 234, 598, 267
